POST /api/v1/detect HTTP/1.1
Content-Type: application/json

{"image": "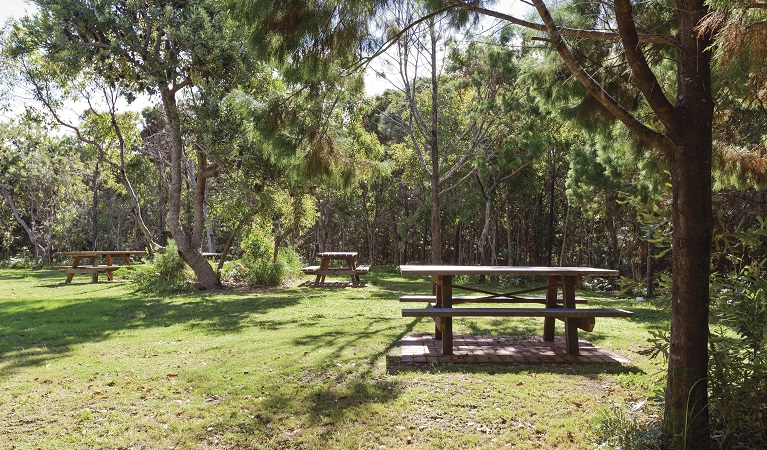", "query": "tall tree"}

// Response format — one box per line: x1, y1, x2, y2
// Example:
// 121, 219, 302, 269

11, 0, 256, 288
442, 0, 714, 445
